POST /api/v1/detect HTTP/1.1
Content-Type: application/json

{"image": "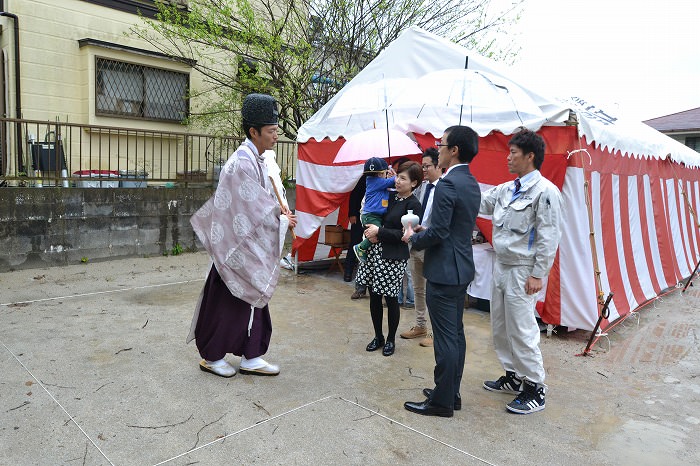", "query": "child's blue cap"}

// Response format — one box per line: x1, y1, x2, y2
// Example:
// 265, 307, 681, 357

363, 157, 388, 173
